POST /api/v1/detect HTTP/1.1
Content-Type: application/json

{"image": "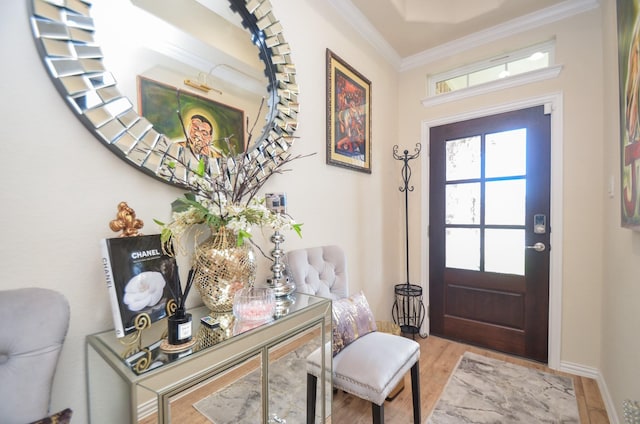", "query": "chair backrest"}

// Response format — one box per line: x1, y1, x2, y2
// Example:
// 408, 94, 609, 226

286, 245, 349, 300
0, 288, 70, 424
